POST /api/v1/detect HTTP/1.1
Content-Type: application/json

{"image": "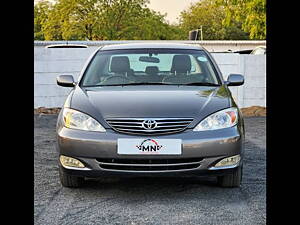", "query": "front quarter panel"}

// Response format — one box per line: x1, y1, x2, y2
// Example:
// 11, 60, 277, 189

56, 89, 74, 133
